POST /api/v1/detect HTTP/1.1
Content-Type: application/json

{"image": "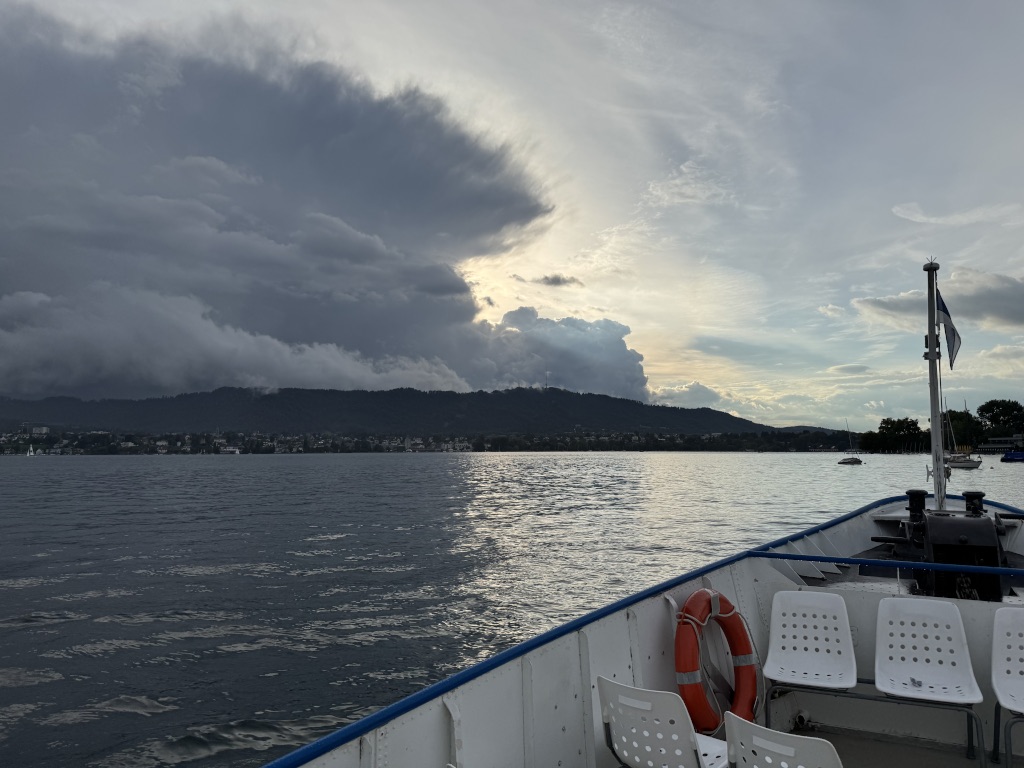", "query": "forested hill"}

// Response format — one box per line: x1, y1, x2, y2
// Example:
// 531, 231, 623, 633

0, 387, 815, 436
